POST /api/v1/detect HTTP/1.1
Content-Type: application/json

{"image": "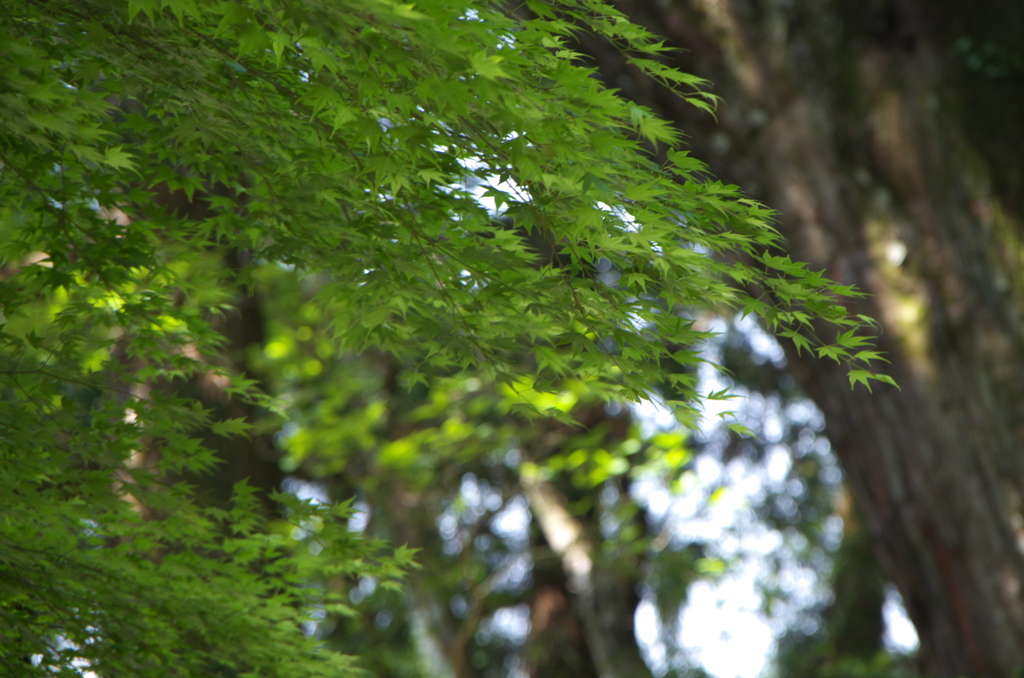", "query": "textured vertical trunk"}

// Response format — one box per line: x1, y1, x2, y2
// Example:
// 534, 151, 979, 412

574, 0, 1024, 674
